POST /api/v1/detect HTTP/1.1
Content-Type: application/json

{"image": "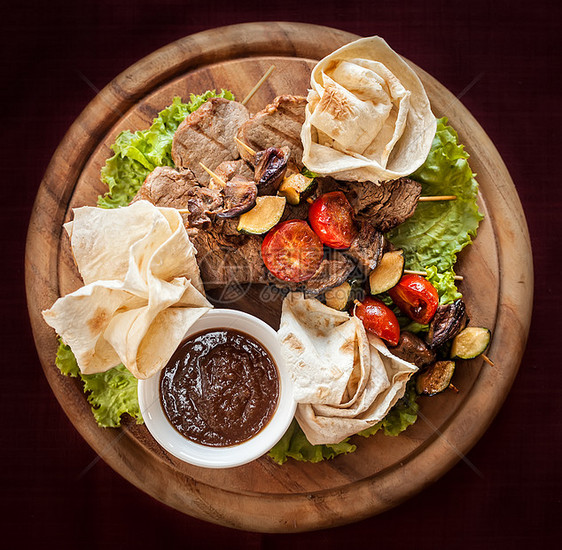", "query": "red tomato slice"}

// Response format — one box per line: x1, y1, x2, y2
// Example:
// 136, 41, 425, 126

387, 274, 439, 324
354, 297, 400, 346
308, 191, 357, 249
261, 219, 324, 282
